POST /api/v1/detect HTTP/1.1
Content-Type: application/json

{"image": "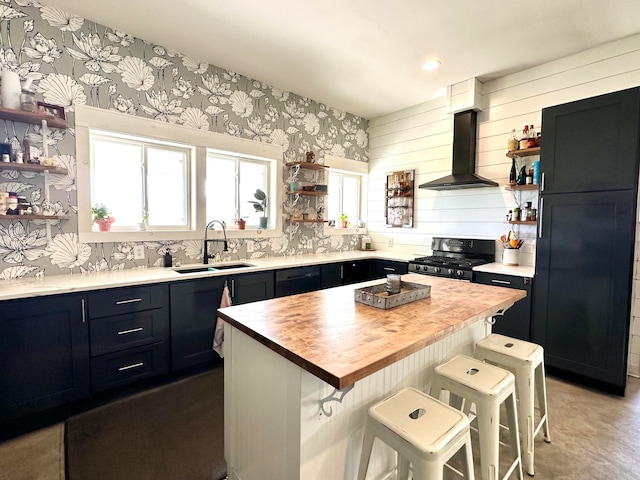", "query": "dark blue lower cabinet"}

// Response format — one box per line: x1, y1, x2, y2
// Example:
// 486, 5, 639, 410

170, 277, 226, 371
0, 294, 90, 422
473, 272, 532, 341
